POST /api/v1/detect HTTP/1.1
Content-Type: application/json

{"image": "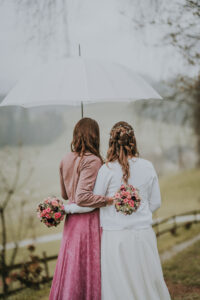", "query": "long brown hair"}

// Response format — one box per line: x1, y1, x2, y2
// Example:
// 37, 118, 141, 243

71, 117, 102, 162
107, 121, 139, 183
